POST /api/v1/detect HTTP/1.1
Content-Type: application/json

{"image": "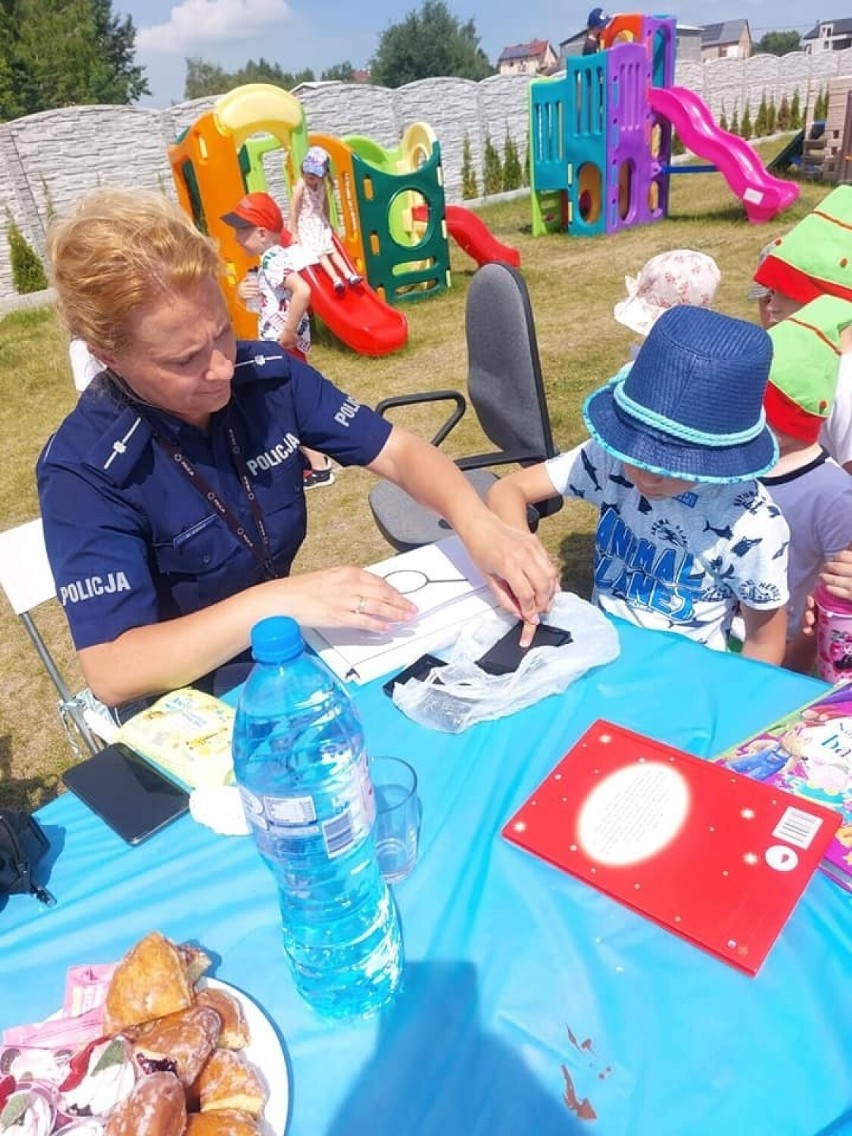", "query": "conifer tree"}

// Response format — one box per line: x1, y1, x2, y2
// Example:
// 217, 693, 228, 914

482, 133, 503, 196
719, 102, 728, 132
755, 92, 768, 136
6, 215, 48, 293
461, 134, 478, 199
502, 128, 522, 191
790, 89, 802, 130
740, 103, 753, 140
777, 93, 791, 131
767, 96, 777, 135
731, 106, 740, 136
